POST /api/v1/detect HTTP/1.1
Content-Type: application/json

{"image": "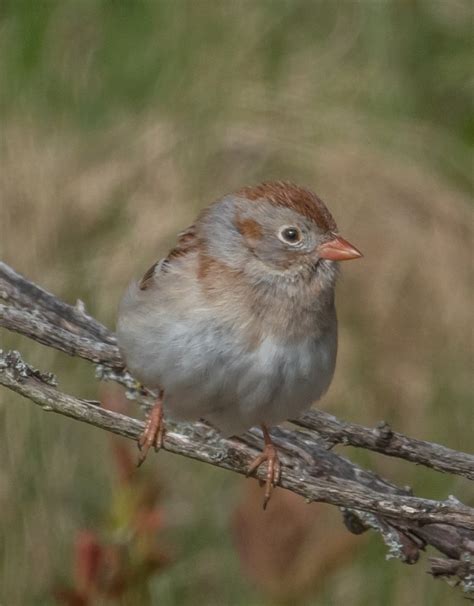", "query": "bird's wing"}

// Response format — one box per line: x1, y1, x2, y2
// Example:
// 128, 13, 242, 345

138, 224, 198, 291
